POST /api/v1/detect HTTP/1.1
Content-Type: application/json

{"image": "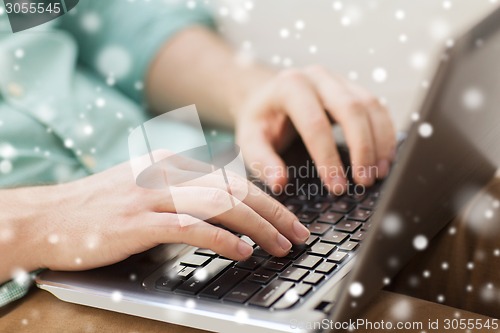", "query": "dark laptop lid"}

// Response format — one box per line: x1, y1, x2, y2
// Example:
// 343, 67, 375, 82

330, 5, 500, 328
